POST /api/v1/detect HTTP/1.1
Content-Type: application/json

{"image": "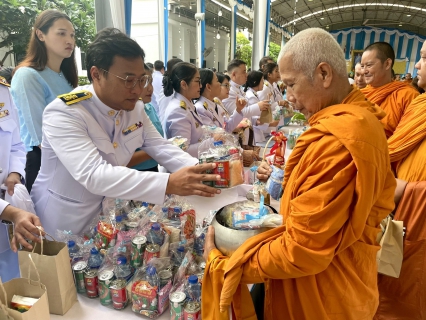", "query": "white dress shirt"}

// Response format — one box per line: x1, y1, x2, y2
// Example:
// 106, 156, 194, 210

222, 80, 261, 118
31, 85, 198, 236
151, 70, 163, 116
246, 88, 269, 143
0, 82, 26, 253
